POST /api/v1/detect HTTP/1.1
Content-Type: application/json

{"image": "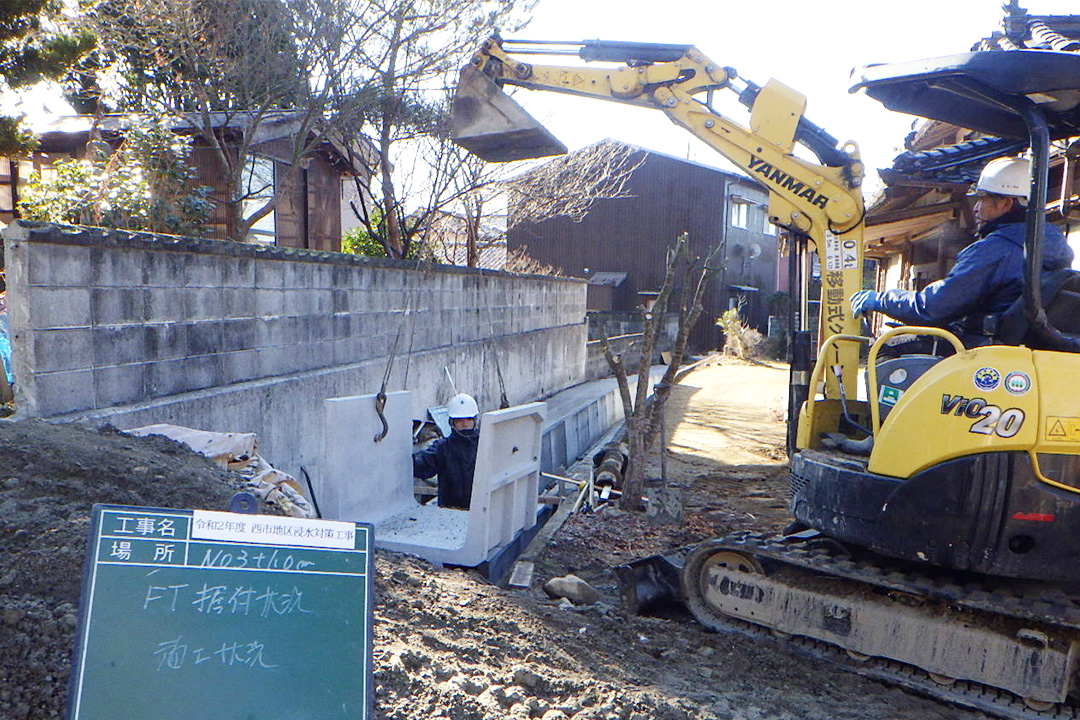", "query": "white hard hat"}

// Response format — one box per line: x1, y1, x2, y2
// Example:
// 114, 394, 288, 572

447, 393, 479, 419
975, 156, 1030, 202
